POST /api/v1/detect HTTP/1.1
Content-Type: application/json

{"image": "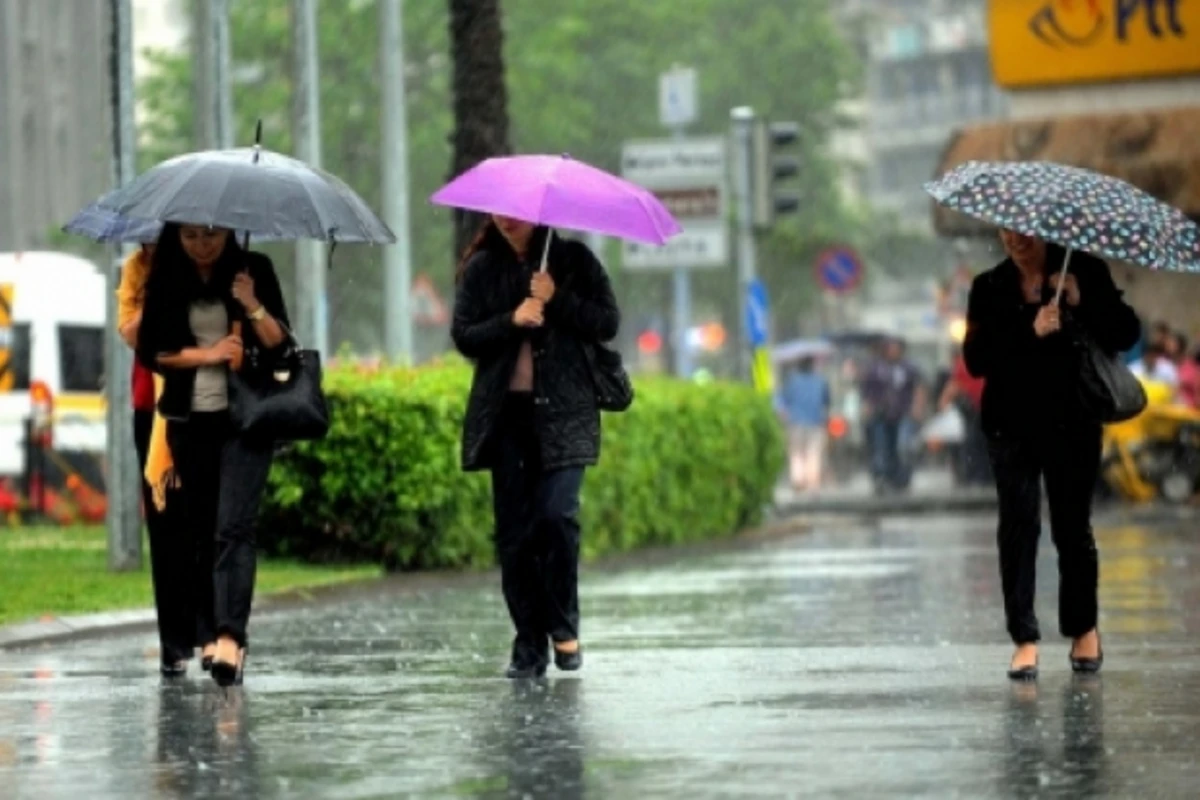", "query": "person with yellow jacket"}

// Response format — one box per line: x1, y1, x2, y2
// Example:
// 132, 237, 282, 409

117, 245, 210, 676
